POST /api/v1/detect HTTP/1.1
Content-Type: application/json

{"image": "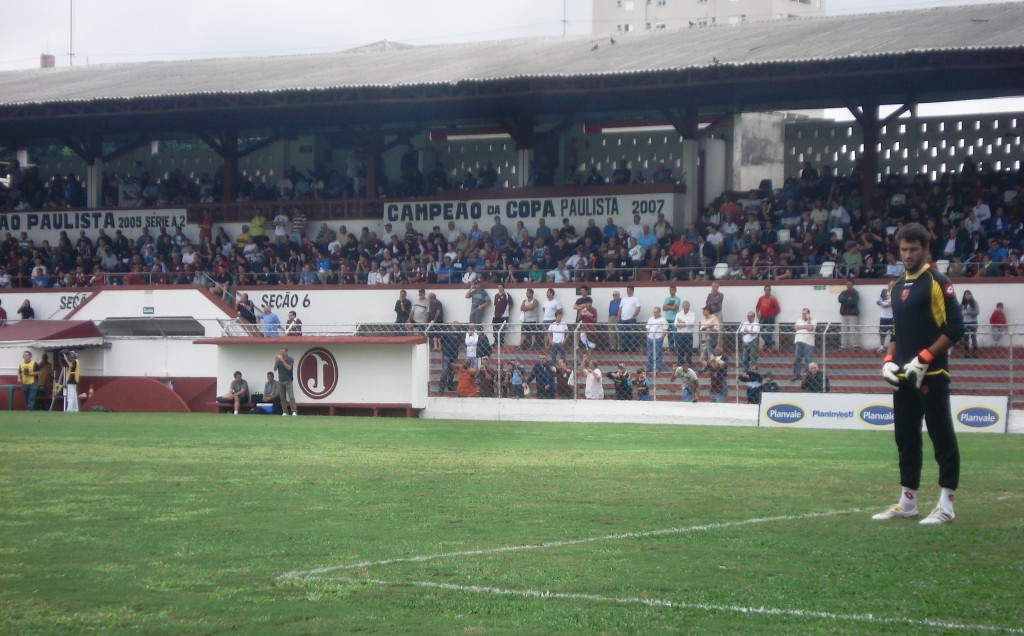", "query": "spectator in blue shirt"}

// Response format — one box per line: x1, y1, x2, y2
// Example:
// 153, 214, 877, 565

259, 305, 282, 337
